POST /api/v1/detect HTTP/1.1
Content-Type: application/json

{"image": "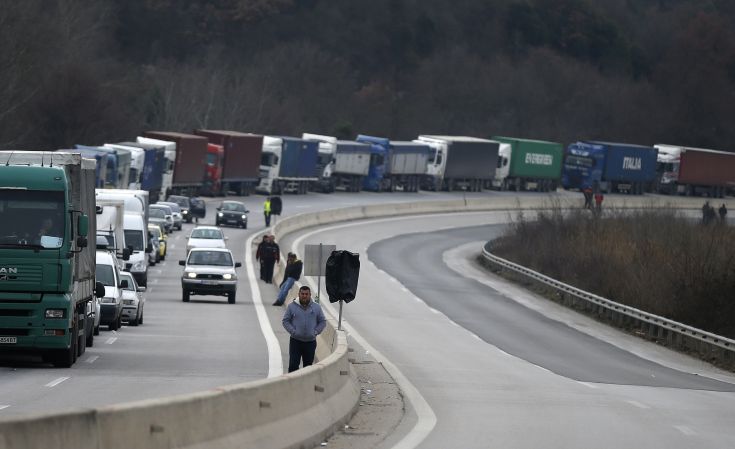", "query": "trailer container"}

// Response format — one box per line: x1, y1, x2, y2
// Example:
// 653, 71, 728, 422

142, 132, 219, 196
303, 133, 371, 192
655, 144, 735, 197
416, 136, 499, 191
194, 130, 263, 195
356, 135, 430, 192
491, 136, 562, 192
257, 136, 318, 195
